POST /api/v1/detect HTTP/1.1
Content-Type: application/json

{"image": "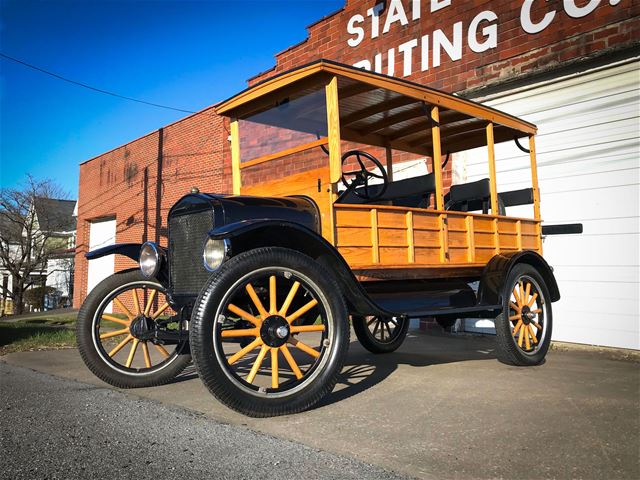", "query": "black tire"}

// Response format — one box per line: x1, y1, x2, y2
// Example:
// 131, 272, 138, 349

76, 269, 191, 388
190, 247, 350, 417
352, 315, 409, 354
495, 263, 553, 366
